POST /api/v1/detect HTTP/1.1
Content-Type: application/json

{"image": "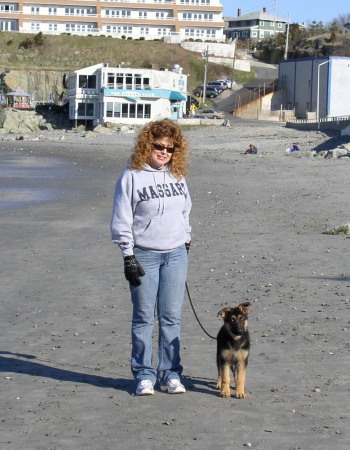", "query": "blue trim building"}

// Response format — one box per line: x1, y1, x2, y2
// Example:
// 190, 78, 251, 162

67, 63, 188, 127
